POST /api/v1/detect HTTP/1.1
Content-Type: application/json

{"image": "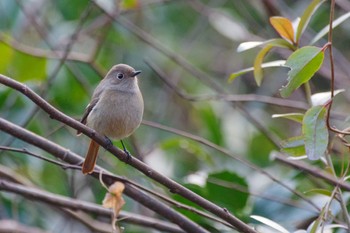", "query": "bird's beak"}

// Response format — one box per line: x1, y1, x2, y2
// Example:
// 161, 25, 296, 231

131, 70, 142, 77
